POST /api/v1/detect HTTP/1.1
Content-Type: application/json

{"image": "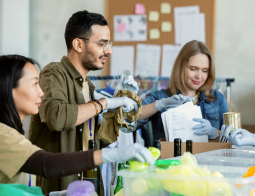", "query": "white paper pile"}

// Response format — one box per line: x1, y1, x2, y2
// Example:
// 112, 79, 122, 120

161, 102, 208, 142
